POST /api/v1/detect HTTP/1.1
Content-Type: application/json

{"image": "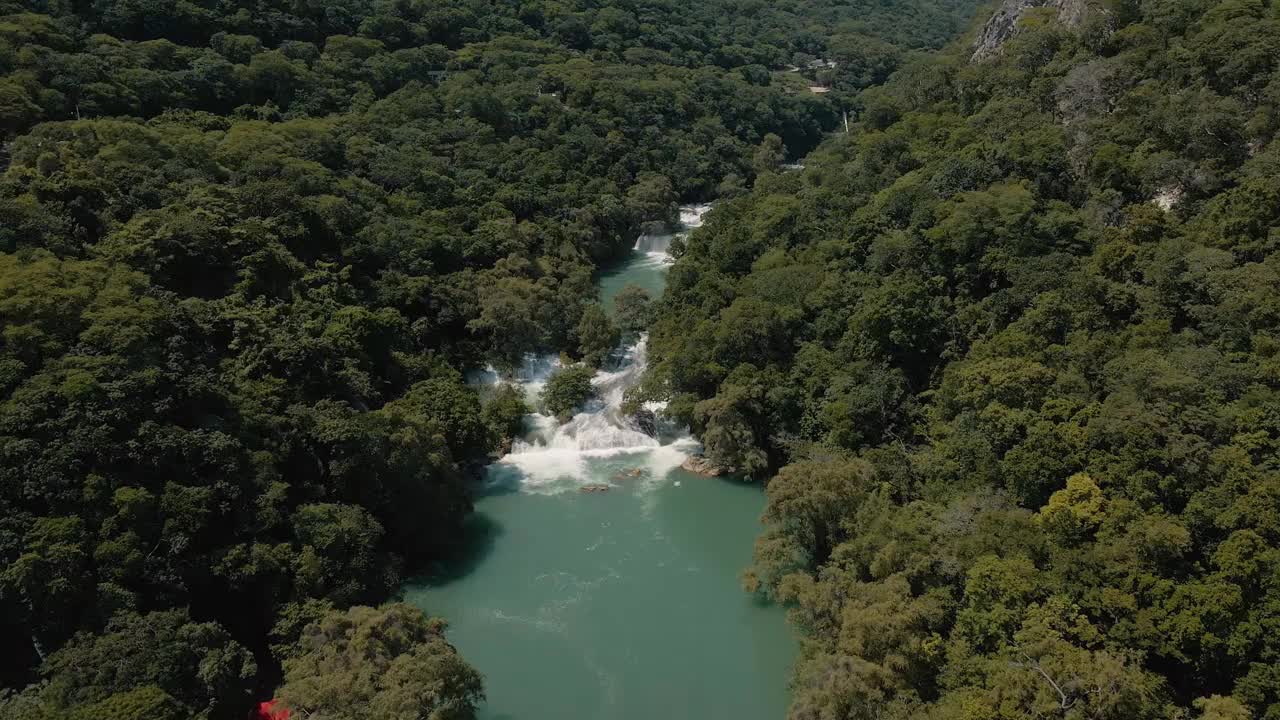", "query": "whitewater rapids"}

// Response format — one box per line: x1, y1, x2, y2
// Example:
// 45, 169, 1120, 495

476, 204, 711, 494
